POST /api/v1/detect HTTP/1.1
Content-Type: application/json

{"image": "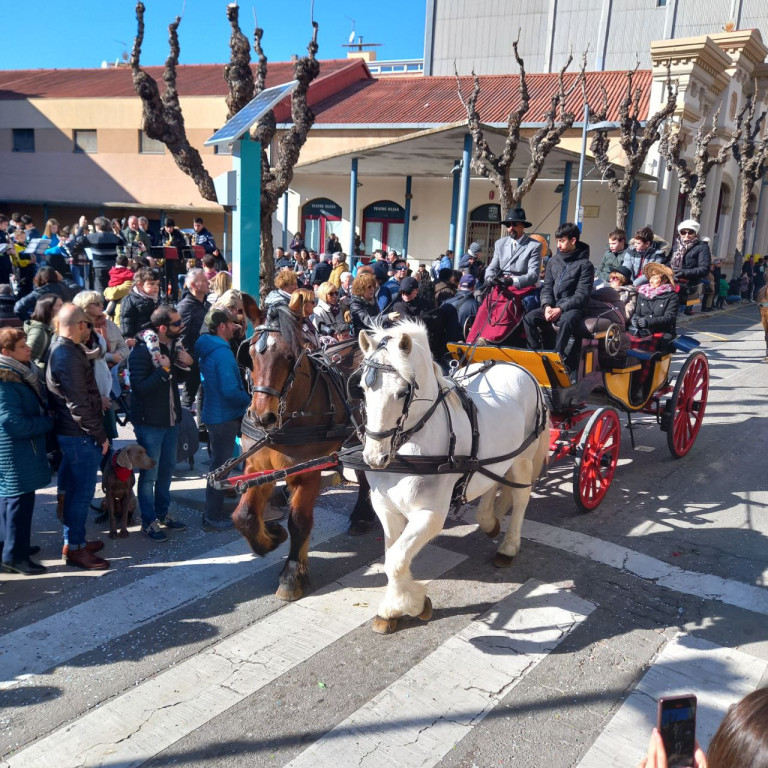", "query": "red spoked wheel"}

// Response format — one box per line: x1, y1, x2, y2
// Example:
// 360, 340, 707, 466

573, 407, 621, 512
666, 351, 709, 459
